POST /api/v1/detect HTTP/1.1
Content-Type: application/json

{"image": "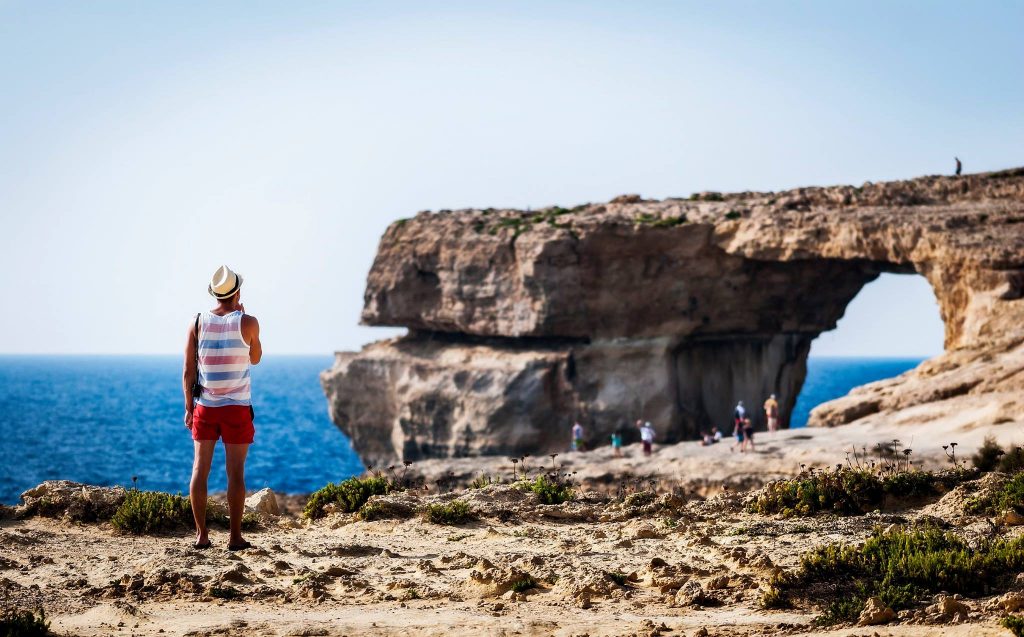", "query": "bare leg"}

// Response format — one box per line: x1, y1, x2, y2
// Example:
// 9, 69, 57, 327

190, 440, 216, 544
225, 443, 250, 546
